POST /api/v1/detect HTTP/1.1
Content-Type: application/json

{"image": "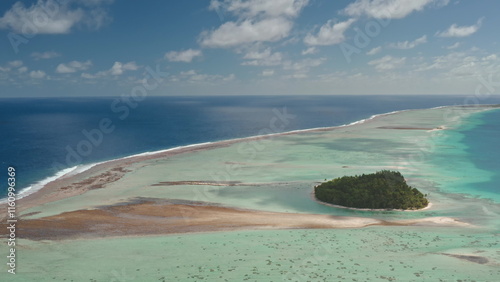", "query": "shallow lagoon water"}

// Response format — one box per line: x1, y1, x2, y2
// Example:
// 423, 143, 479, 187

4, 106, 500, 281
11, 227, 500, 281
426, 109, 500, 203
